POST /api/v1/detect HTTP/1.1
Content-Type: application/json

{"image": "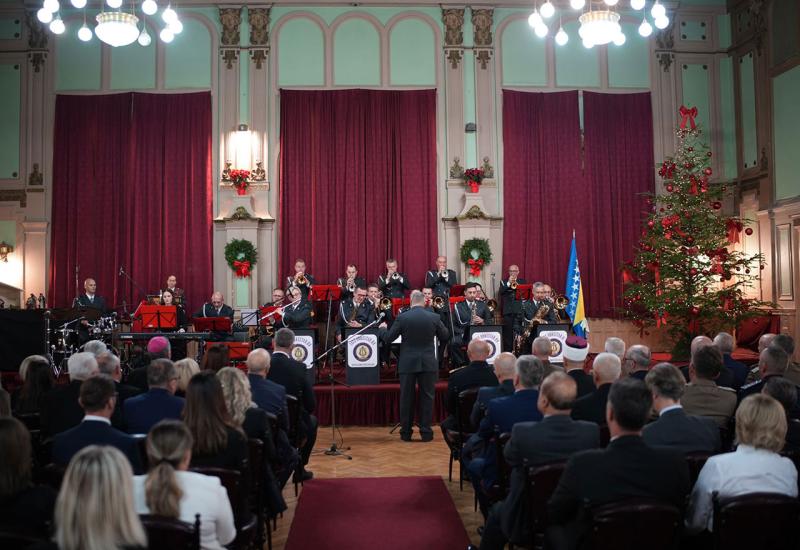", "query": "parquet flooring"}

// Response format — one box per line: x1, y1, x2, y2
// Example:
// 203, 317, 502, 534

270, 426, 482, 550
